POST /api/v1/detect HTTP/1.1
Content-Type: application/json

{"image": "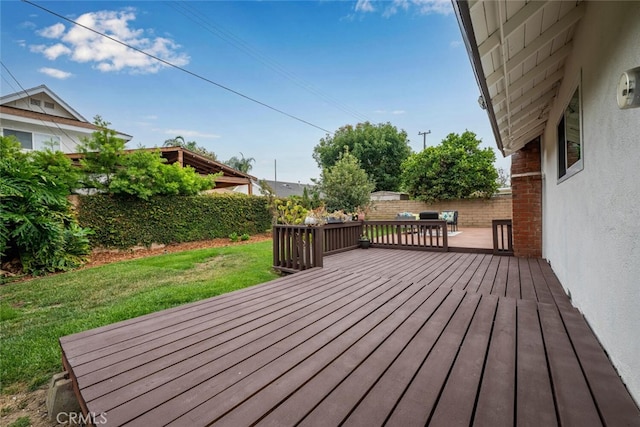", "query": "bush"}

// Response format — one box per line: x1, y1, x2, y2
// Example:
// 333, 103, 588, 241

0, 136, 91, 275
77, 193, 272, 249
